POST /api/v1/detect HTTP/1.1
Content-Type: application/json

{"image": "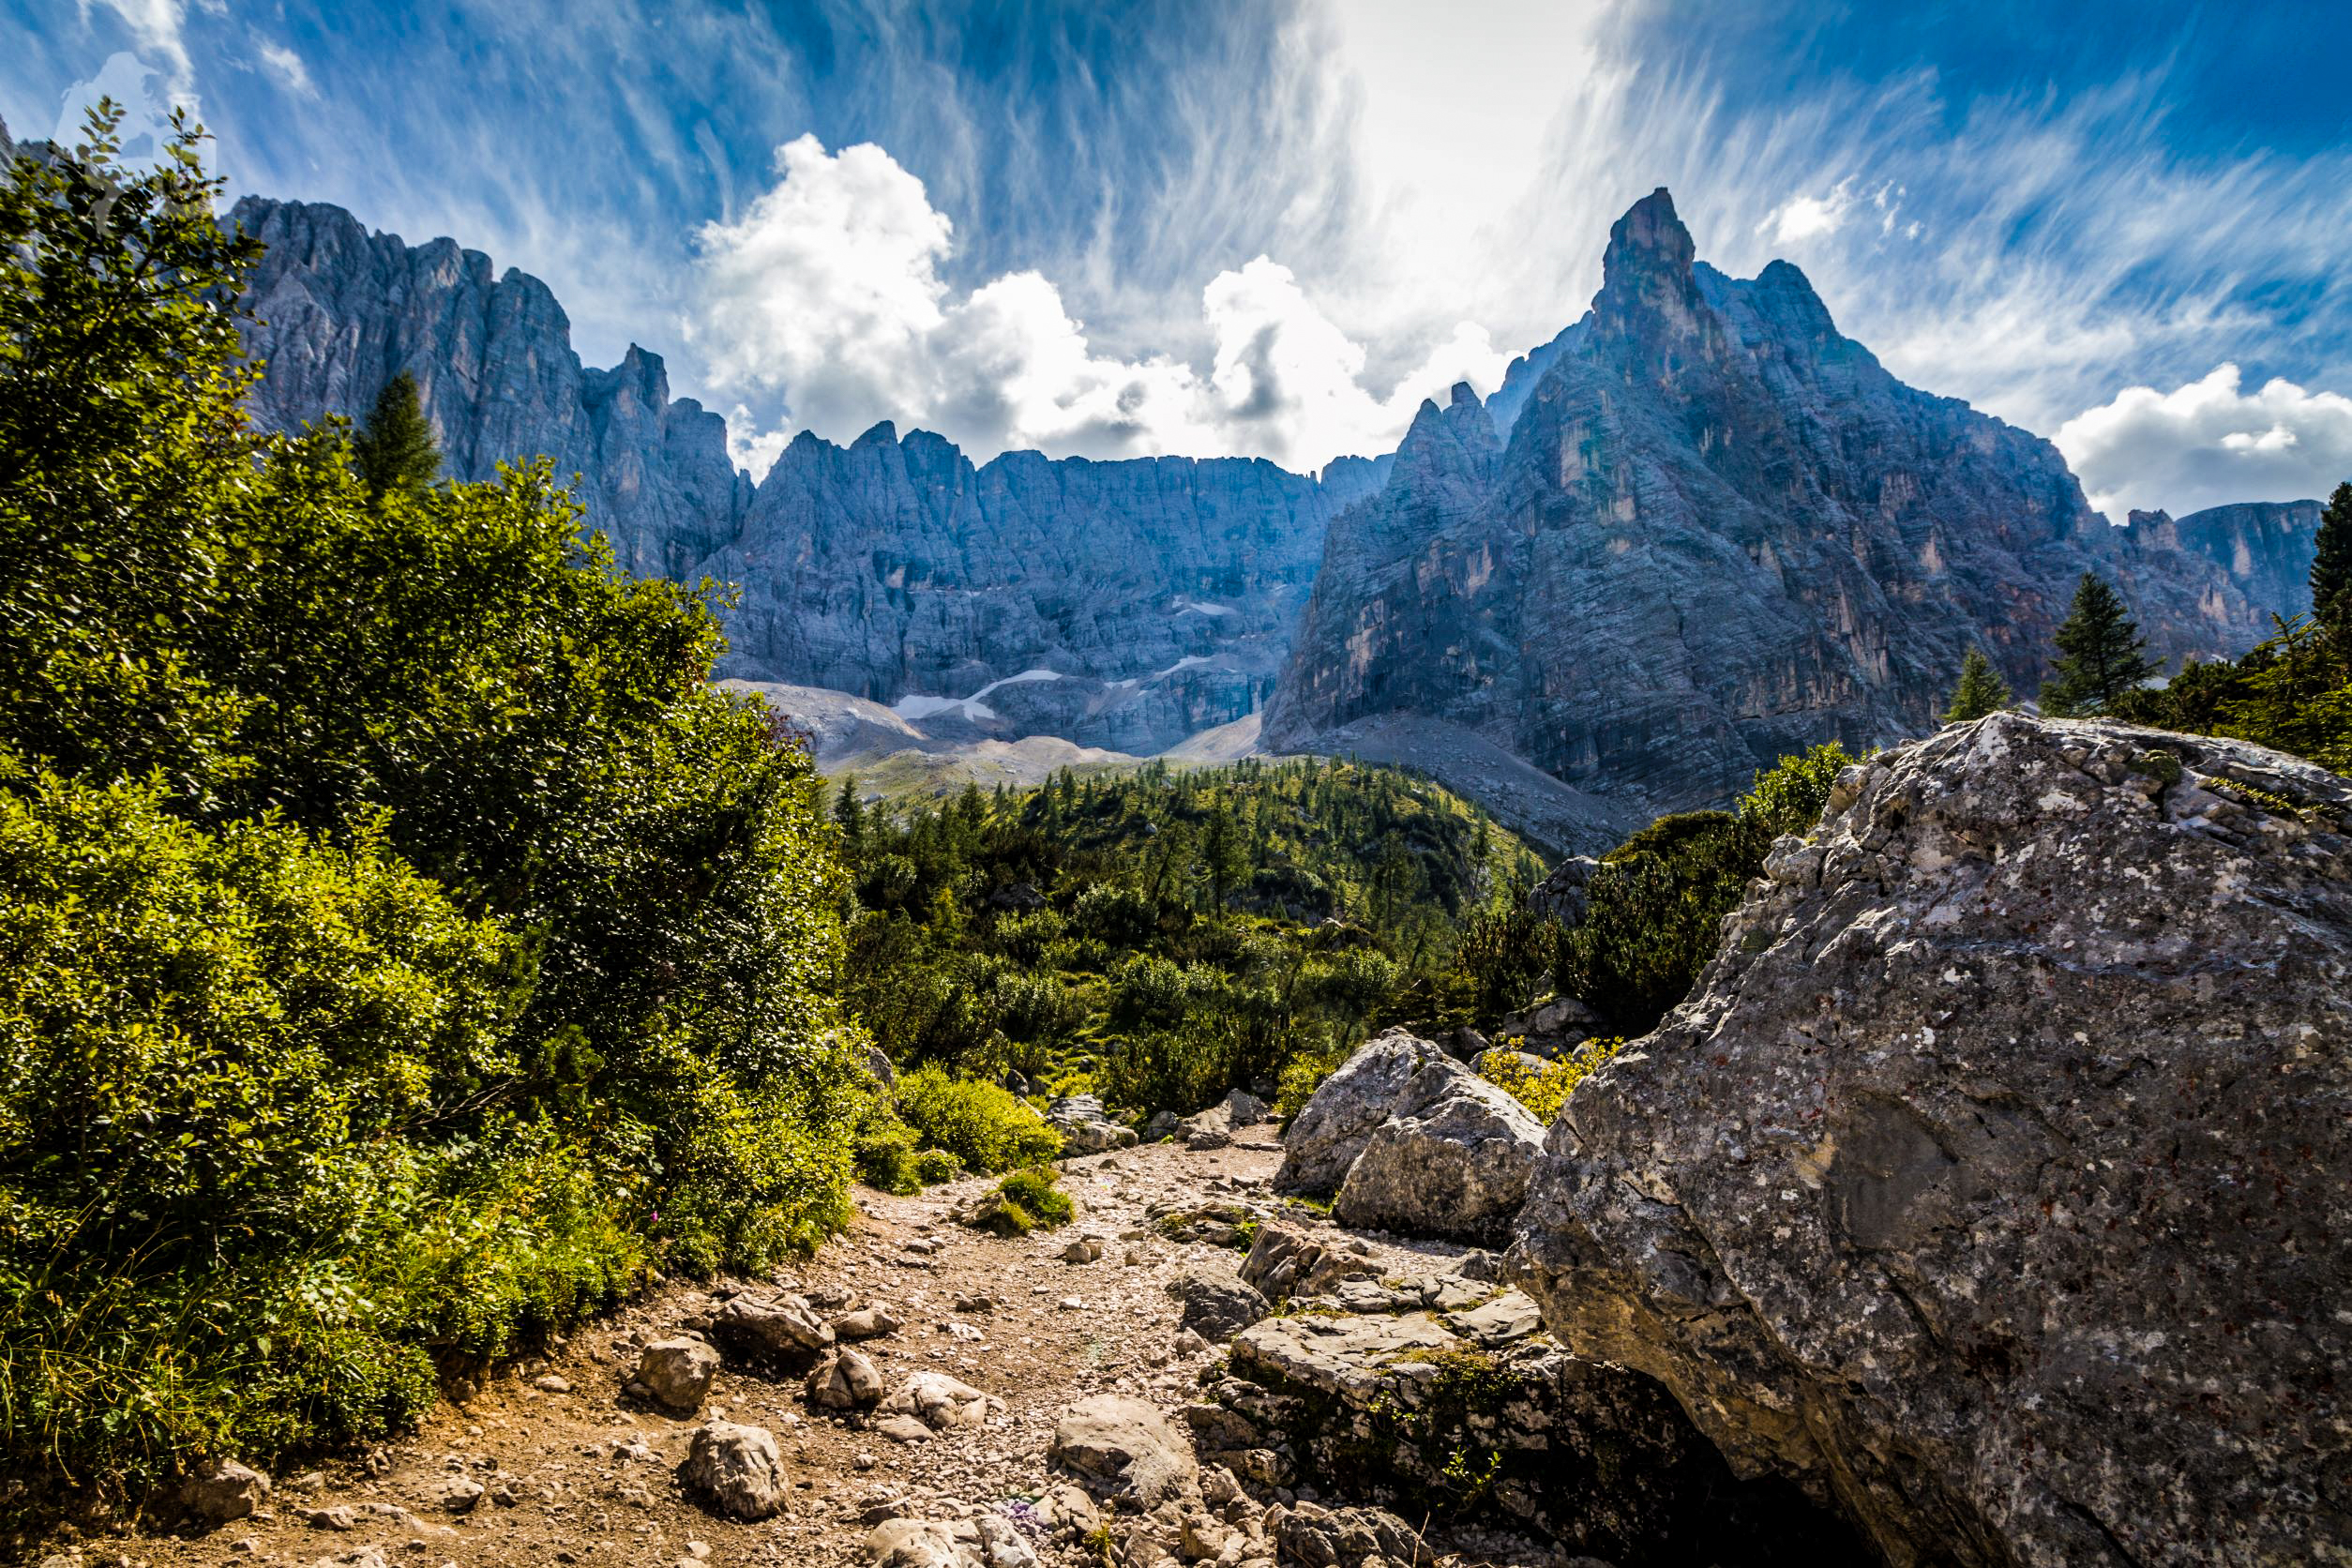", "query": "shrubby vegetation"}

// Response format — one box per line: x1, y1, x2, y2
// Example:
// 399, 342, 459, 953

835, 759, 1540, 1118
1475, 1042, 1624, 1122
0, 113, 868, 1497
